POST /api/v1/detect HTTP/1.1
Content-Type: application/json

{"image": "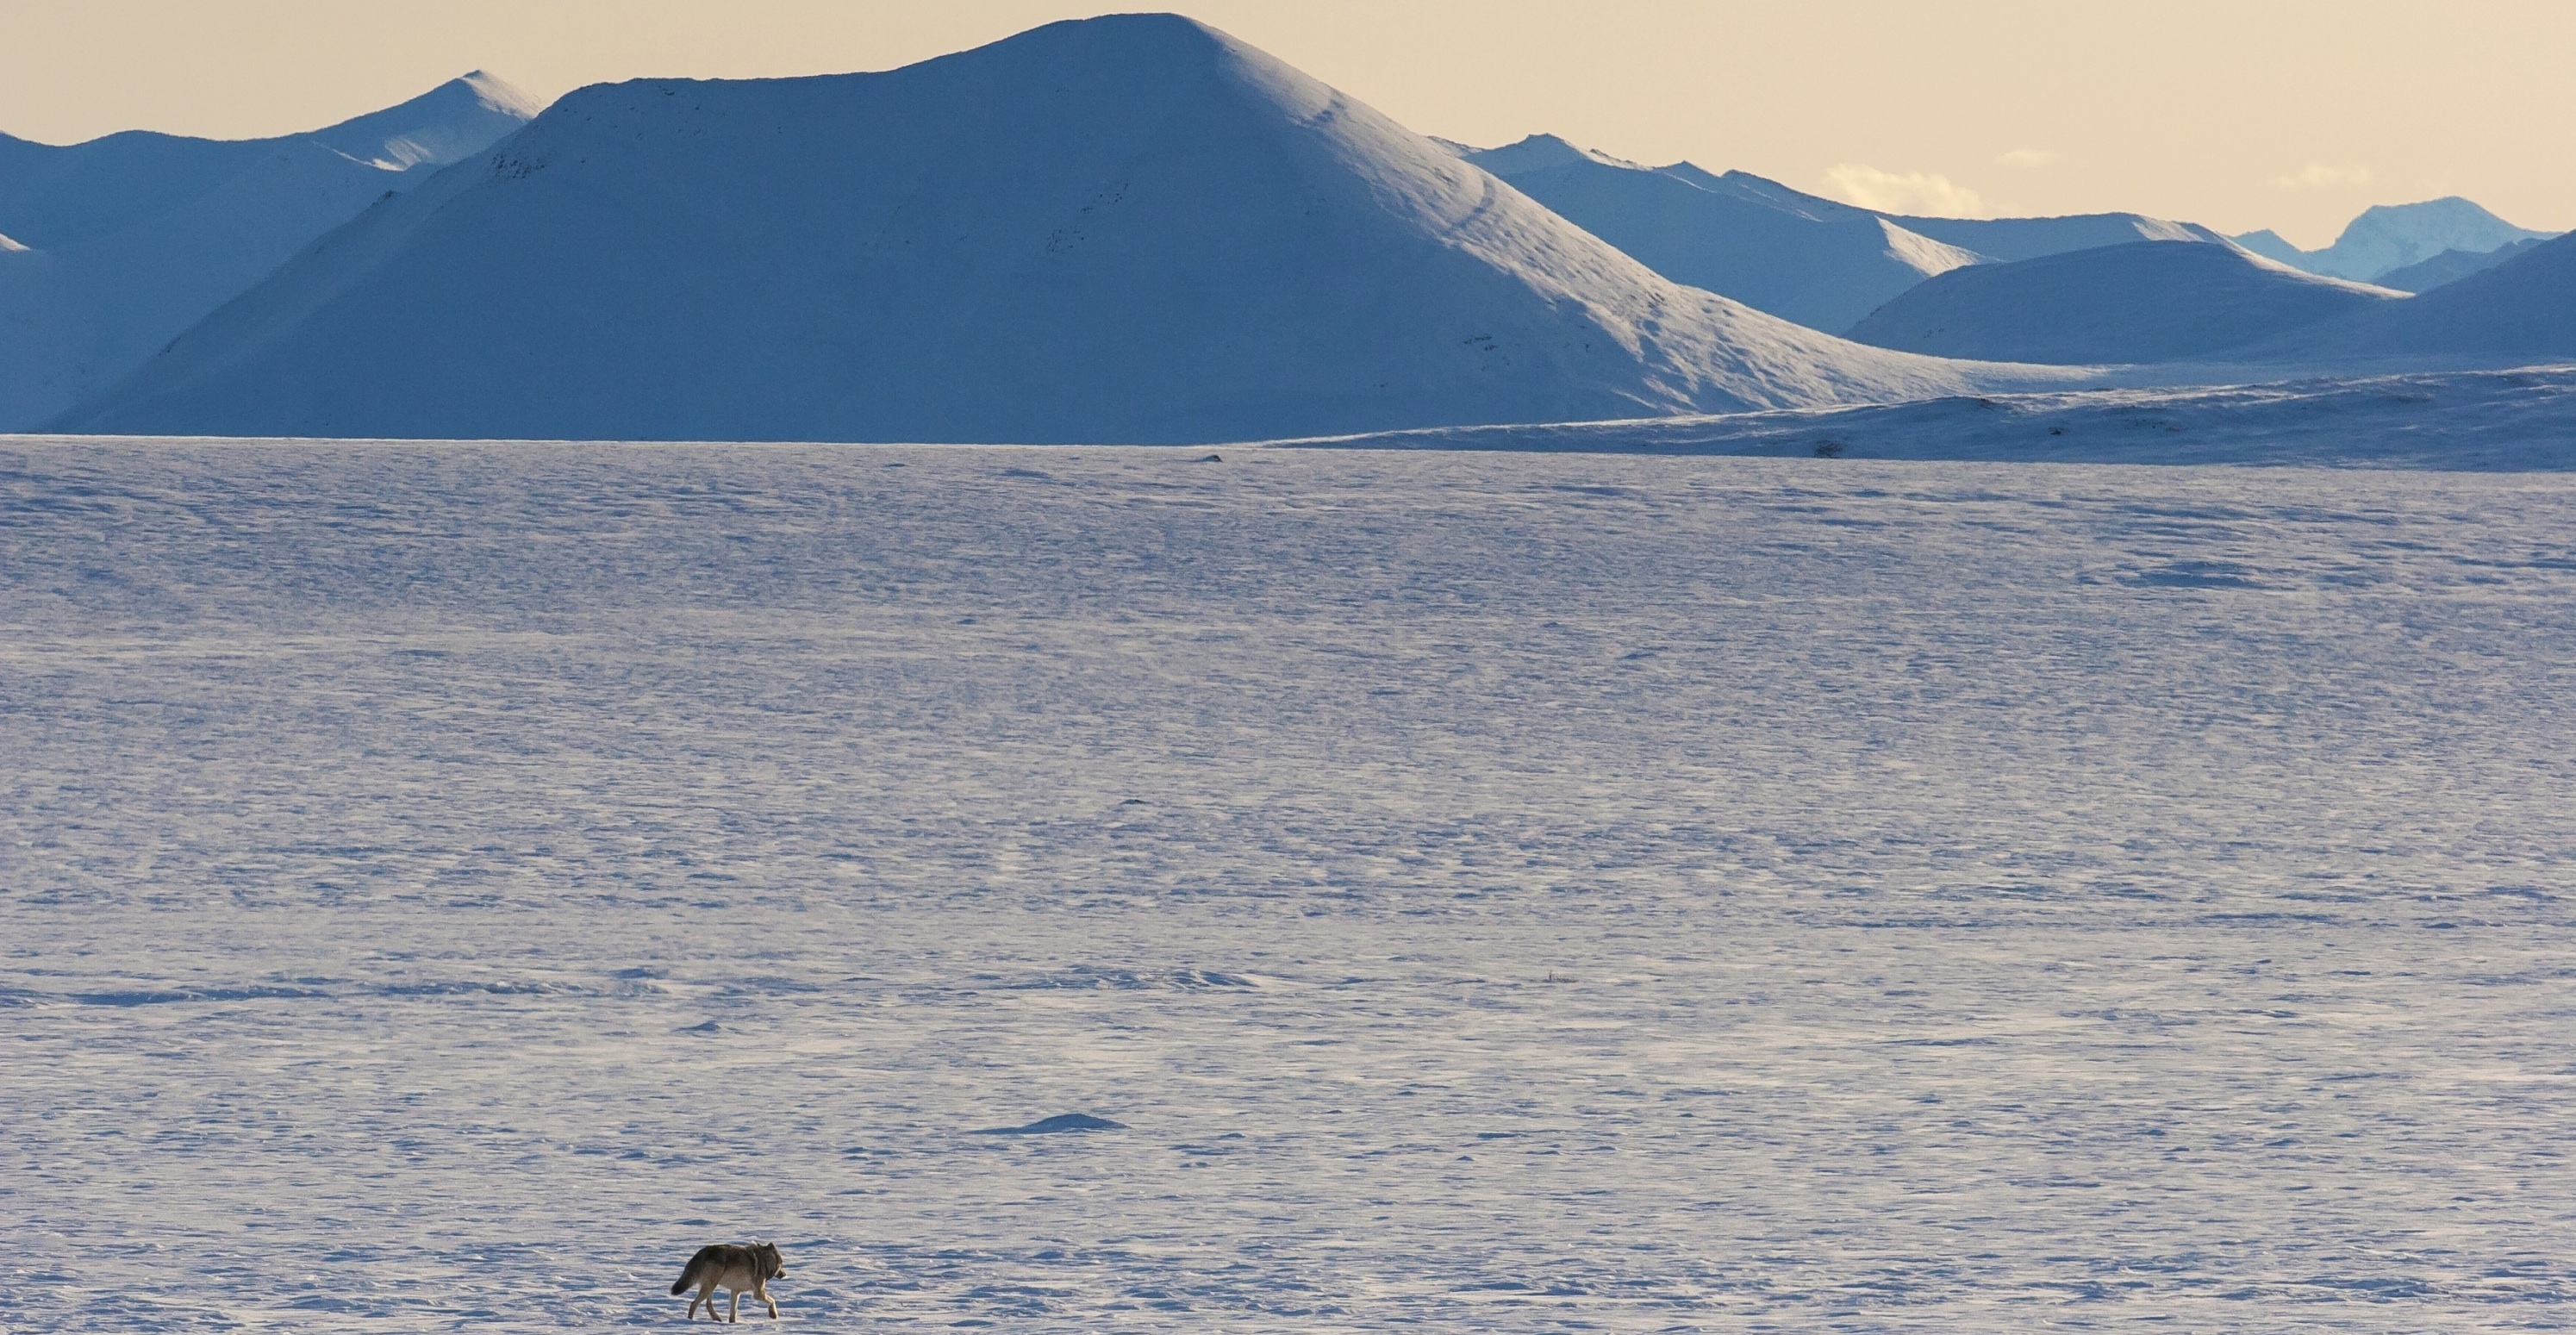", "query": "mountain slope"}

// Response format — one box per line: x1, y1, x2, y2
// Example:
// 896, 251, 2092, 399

1466, 136, 1979, 334
2261, 229, 2576, 361
57, 16, 2069, 445
0, 72, 540, 428
308, 70, 545, 169
1883, 209, 2224, 262
1846, 240, 2401, 365
2373, 237, 2545, 293
1464, 140, 2226, 332
1644, 164, 2224, 262
2232, 197, 2555, 281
